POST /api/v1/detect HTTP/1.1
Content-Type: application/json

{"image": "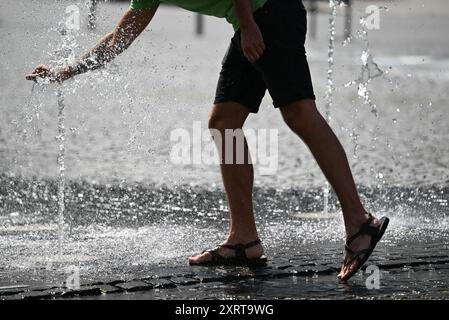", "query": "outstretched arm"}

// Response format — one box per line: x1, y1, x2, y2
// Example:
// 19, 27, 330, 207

26, 6, 158, 82
232, 0, 265, 63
